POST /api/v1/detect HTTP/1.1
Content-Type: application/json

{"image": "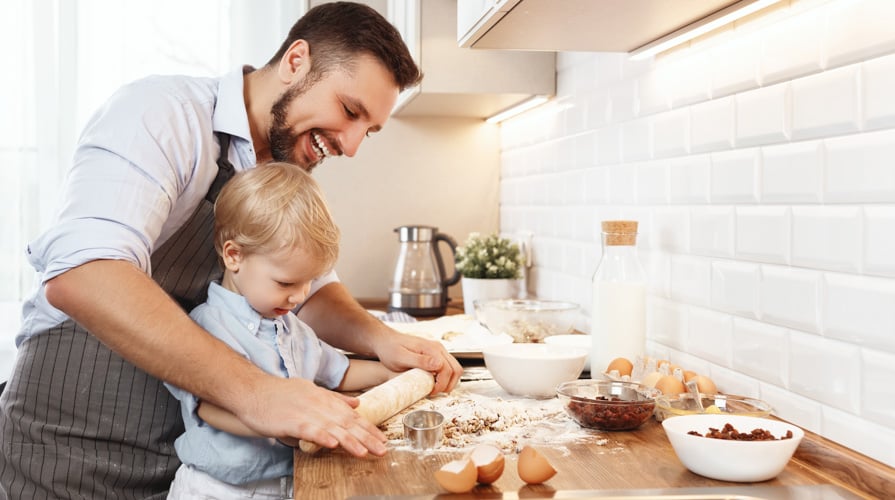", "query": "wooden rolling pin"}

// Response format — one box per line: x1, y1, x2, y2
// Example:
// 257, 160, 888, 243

299, 367, 435, 454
